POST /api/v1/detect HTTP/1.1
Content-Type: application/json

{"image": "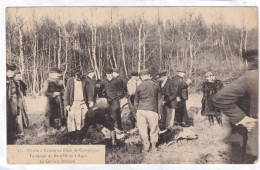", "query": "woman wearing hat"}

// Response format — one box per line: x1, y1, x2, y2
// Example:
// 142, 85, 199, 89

201, 71, 223, 125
